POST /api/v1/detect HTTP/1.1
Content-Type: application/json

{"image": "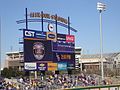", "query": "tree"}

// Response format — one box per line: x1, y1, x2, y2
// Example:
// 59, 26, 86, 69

1, 67, 24, 78
1, 67, 11, 78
